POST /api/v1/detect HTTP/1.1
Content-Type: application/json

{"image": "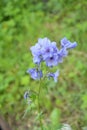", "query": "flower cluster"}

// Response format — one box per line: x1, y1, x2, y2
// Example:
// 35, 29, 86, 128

27, 37, 77, 82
